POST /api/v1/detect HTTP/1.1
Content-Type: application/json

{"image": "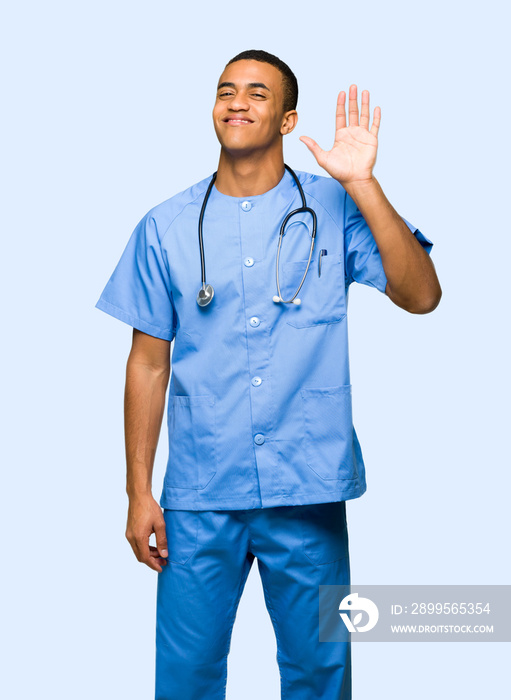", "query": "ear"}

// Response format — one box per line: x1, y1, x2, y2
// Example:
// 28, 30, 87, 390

281, 110, 298, 136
